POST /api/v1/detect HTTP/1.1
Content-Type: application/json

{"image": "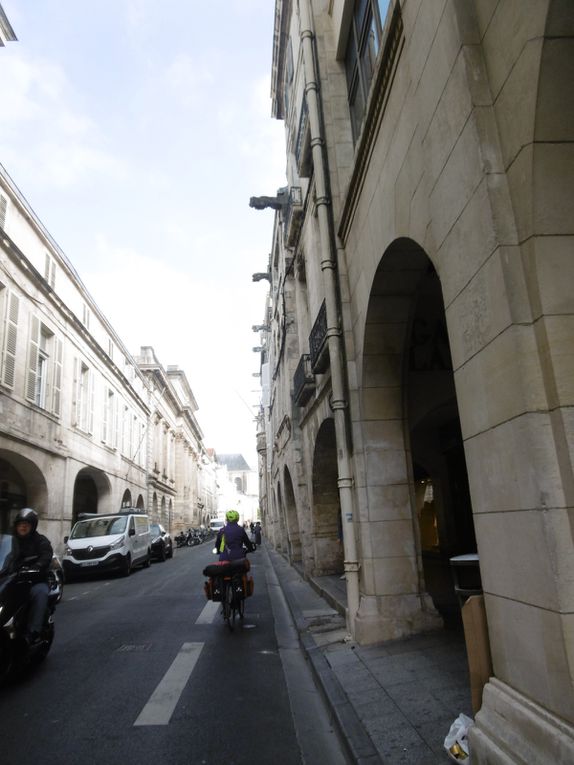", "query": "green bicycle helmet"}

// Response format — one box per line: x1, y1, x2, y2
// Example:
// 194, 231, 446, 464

225, 509, 240, 523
